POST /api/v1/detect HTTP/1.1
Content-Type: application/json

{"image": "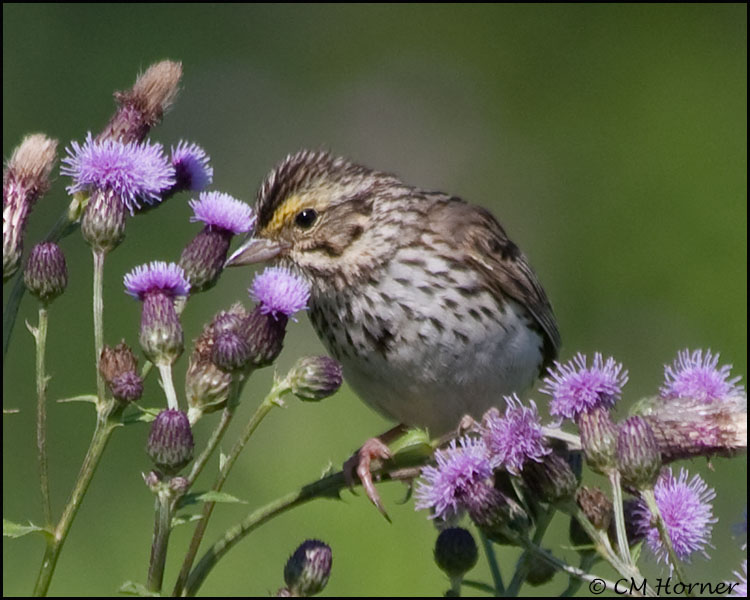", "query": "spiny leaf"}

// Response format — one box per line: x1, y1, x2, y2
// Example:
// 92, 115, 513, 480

3, 519, 50, 539
176, 490, 246, 509
56, 394, 98, 404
